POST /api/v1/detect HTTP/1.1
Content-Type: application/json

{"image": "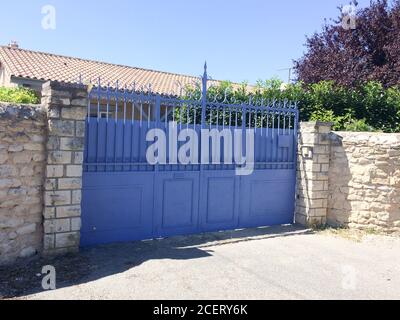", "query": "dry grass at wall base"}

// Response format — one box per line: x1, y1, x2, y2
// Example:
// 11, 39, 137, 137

316, 225, 400, 242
